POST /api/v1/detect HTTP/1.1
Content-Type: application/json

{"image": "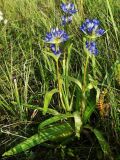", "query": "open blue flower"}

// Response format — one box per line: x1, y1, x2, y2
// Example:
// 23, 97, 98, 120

61, 15, 73, 25
95, 28, 105, 37
86, 41, 98, 55
60, 3, 77, 15
45, 28, 68, 44
50, 44, 61, 55
80, 19, 105, 37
